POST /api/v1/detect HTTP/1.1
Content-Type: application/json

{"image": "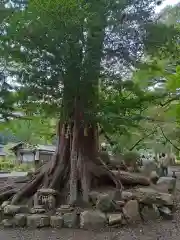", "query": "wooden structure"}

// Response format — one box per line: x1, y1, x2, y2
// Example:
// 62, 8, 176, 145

10, 142, 55, 166
0, 144, 6, 161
